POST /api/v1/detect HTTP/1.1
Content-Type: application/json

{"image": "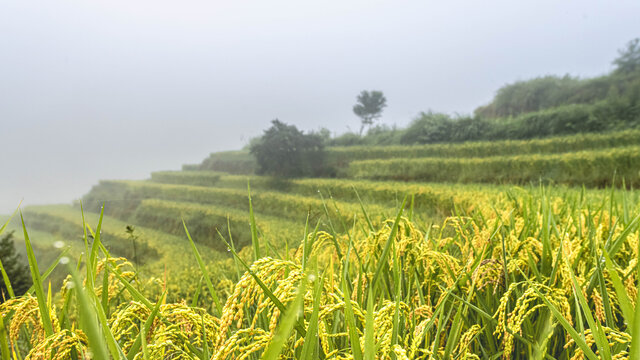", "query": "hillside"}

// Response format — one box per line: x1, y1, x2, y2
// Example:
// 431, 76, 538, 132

187, 129, 640, 186
2, 42, 640, 360
4, 152, 640, 359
